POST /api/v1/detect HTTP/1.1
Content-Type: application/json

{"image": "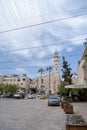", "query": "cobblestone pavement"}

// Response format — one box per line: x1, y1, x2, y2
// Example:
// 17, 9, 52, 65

0, 98, 87, 130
